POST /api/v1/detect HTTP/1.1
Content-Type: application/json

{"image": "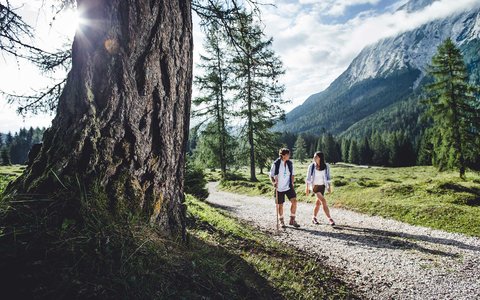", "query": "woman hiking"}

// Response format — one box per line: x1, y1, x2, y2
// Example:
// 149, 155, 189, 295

305, 151, 336, 226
